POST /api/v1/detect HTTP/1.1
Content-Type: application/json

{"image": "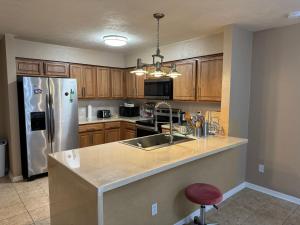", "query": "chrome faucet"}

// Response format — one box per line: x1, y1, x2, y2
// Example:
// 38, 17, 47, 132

154, 101, 173, 144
